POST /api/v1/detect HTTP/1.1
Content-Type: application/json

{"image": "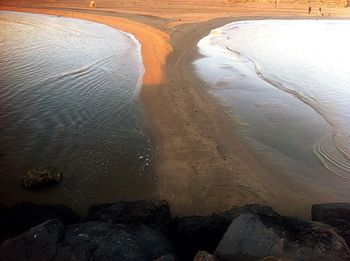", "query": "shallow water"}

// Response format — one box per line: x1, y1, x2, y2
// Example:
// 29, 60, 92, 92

196, 20, 350, 193
0, 11, 154, 212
